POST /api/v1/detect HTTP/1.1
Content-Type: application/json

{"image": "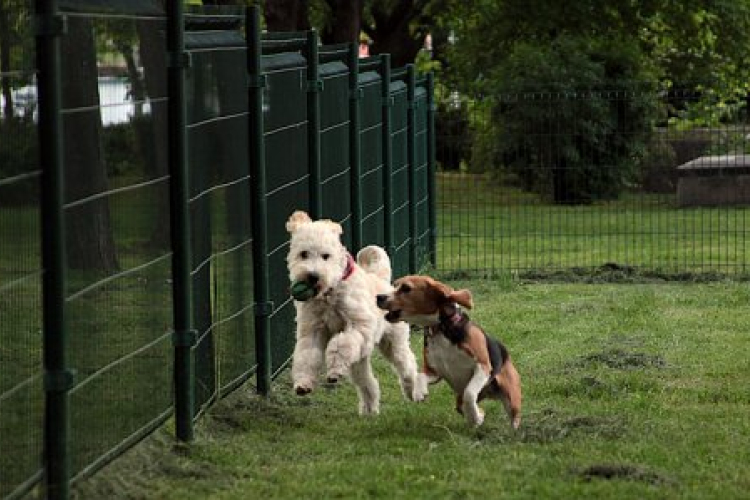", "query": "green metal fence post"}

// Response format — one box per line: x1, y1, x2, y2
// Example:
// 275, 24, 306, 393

426, 72, 437, 268
167, 0, 196, 442
381, 54, 394, 256
247, 6, 272, 396
36, 0, 73, 497
348, 42, 363, 250
406, 64, 418, 272
306, 30, 322, 218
